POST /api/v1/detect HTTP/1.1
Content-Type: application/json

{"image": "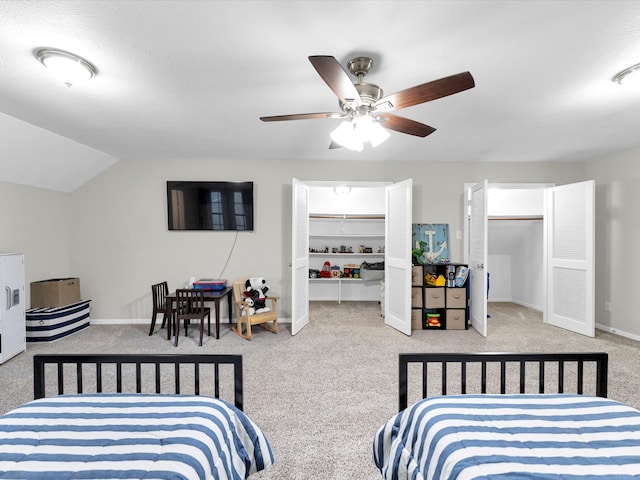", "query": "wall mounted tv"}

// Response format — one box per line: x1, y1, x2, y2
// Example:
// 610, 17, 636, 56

167, 181, 254, 231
